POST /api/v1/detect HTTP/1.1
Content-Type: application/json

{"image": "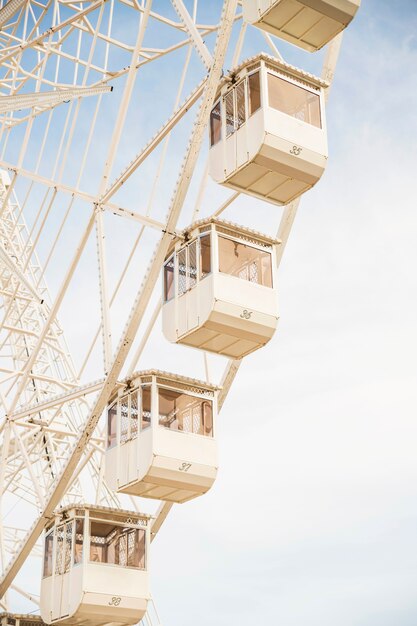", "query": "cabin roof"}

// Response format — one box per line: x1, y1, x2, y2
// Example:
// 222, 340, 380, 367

121, 369, 221, 393
216, 52, 329, 94
167, 218, 281, 256
50, 503, 151, 523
